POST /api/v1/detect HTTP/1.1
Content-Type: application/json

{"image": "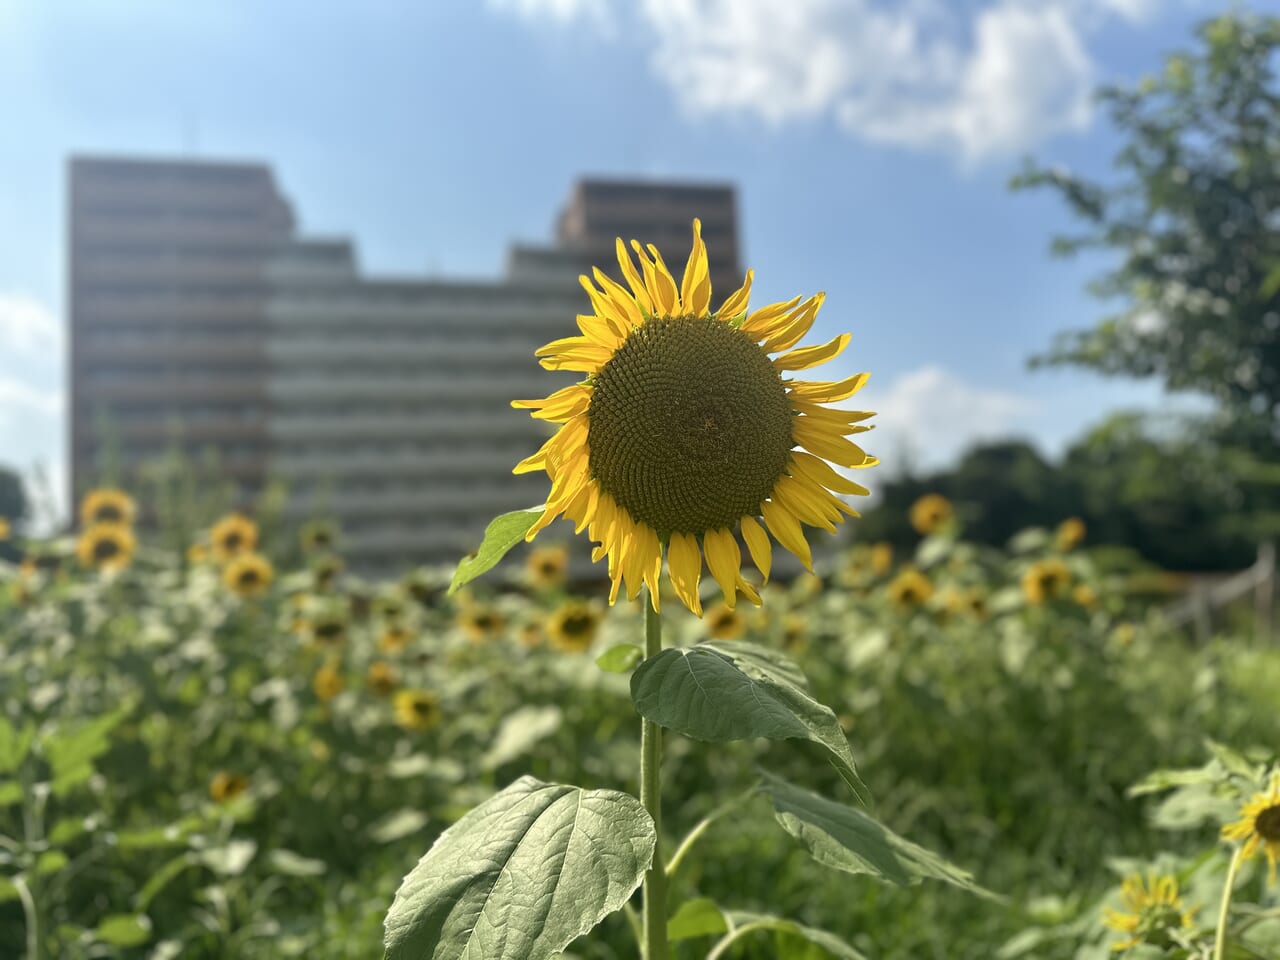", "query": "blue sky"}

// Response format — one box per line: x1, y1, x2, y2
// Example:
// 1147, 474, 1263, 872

0, 0, 1226, 521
